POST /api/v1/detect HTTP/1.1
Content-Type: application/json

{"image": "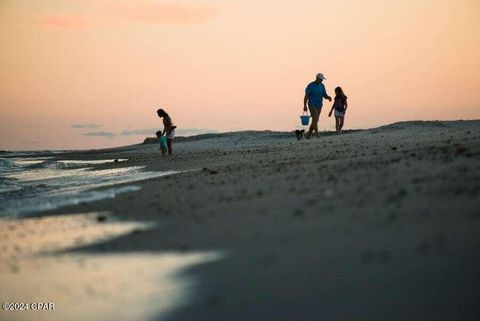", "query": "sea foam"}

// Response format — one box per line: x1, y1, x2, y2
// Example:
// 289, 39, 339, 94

0, 157, 177, 217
